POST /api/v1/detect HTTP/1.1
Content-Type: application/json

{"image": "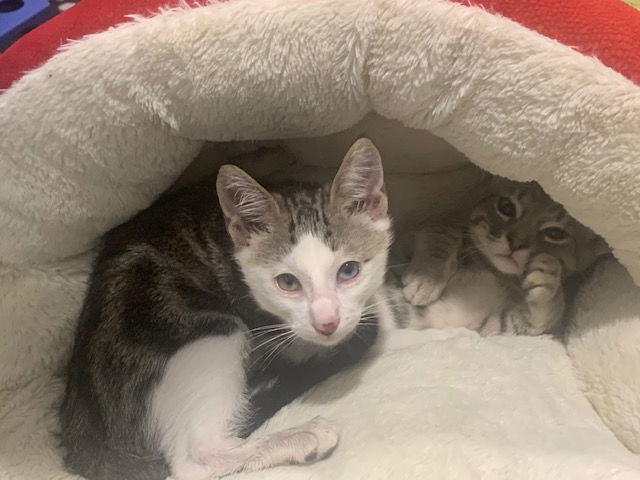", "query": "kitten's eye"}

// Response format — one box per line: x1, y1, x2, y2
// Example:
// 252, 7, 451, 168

337, 261, 360, 282
275, 273, 302, 292
496, 197, 517, 218
543, 227, 569, 242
